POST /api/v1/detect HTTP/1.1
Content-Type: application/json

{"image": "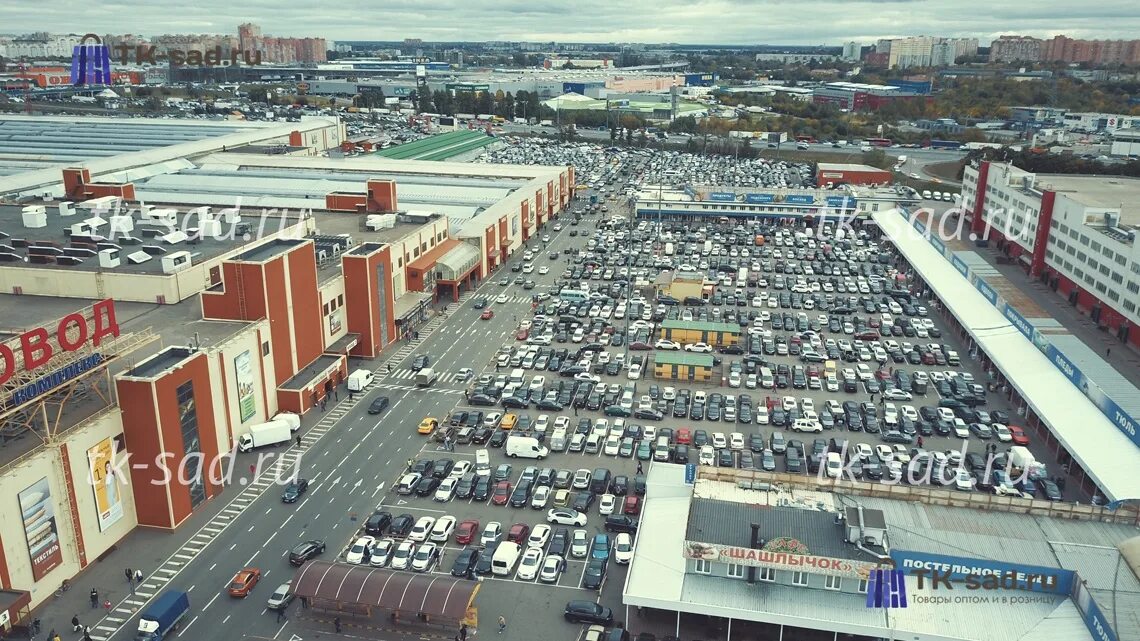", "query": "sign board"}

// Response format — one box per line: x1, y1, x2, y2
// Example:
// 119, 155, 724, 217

0, 299, 120, 389
684, 463, 696, 485
929, 235, 946, 257
88, 435, 126, 531
1002, 304, 1035, 339
785, 195, 815, 205
951, 255, 970, 276
1083, 593, 1119, 641
707, 192, 737, 202
891, 550, 1073, 594
825, 195, 855, 208
234, 350, 256, 423
18, 477, 63, 580
1044, 344, 1140, 449
684, 540, 881, 579
974, 278, 998, 305
746, 193, 775, 204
